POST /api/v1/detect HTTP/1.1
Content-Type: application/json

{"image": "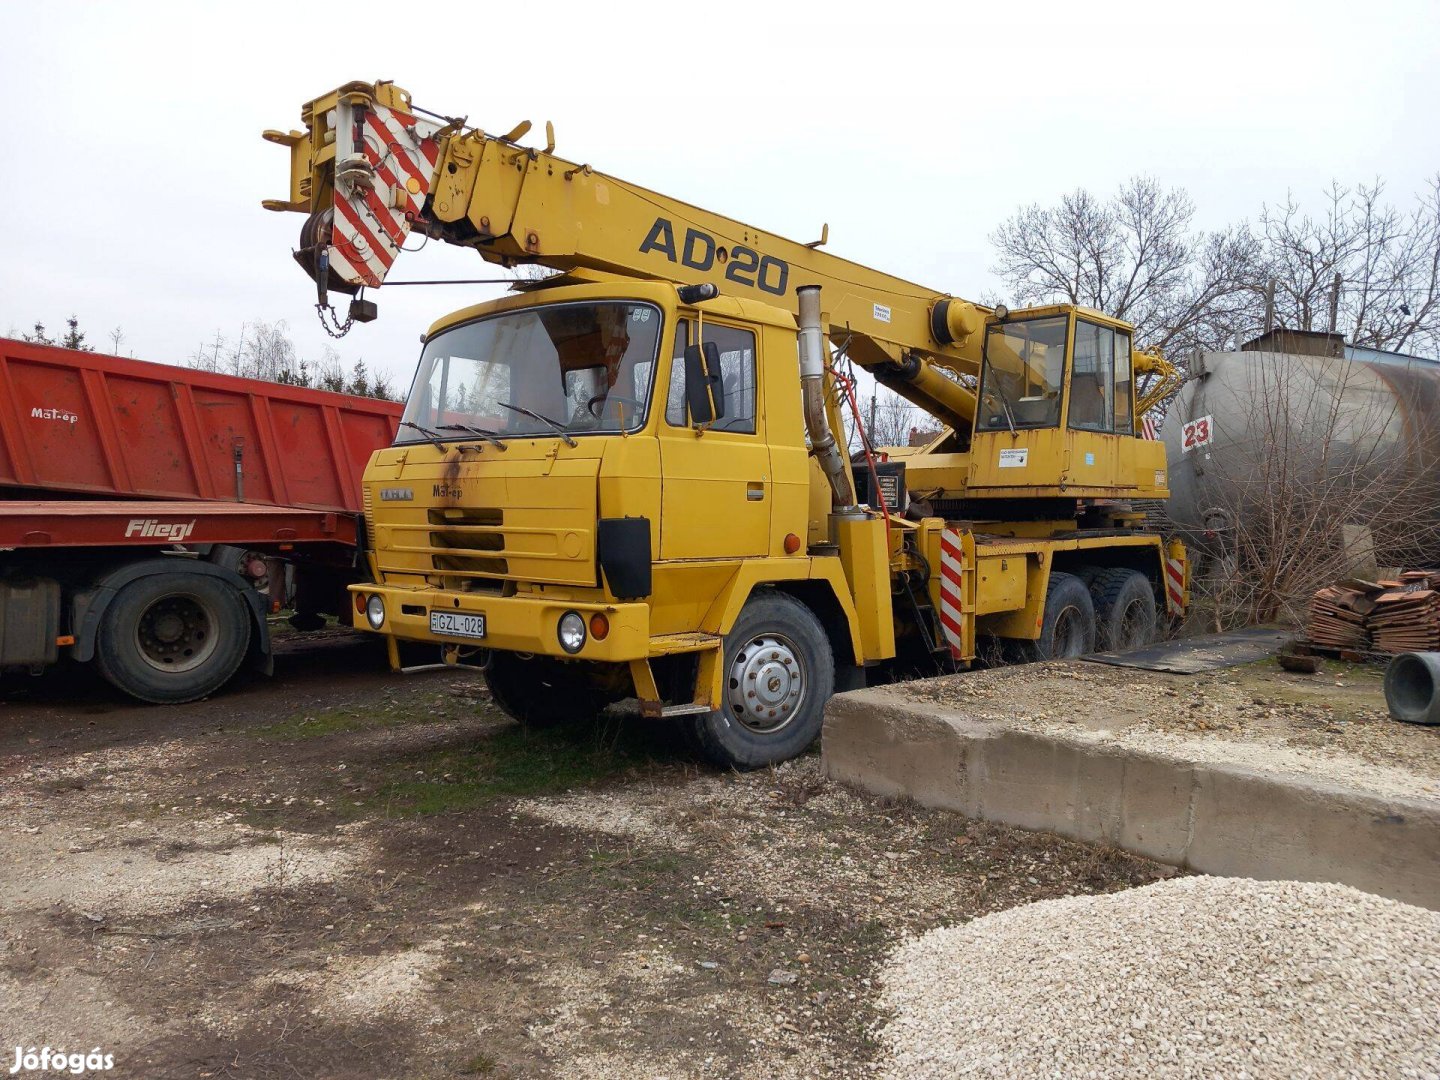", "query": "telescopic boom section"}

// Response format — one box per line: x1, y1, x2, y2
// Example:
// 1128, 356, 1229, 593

263, 80, 986, 430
